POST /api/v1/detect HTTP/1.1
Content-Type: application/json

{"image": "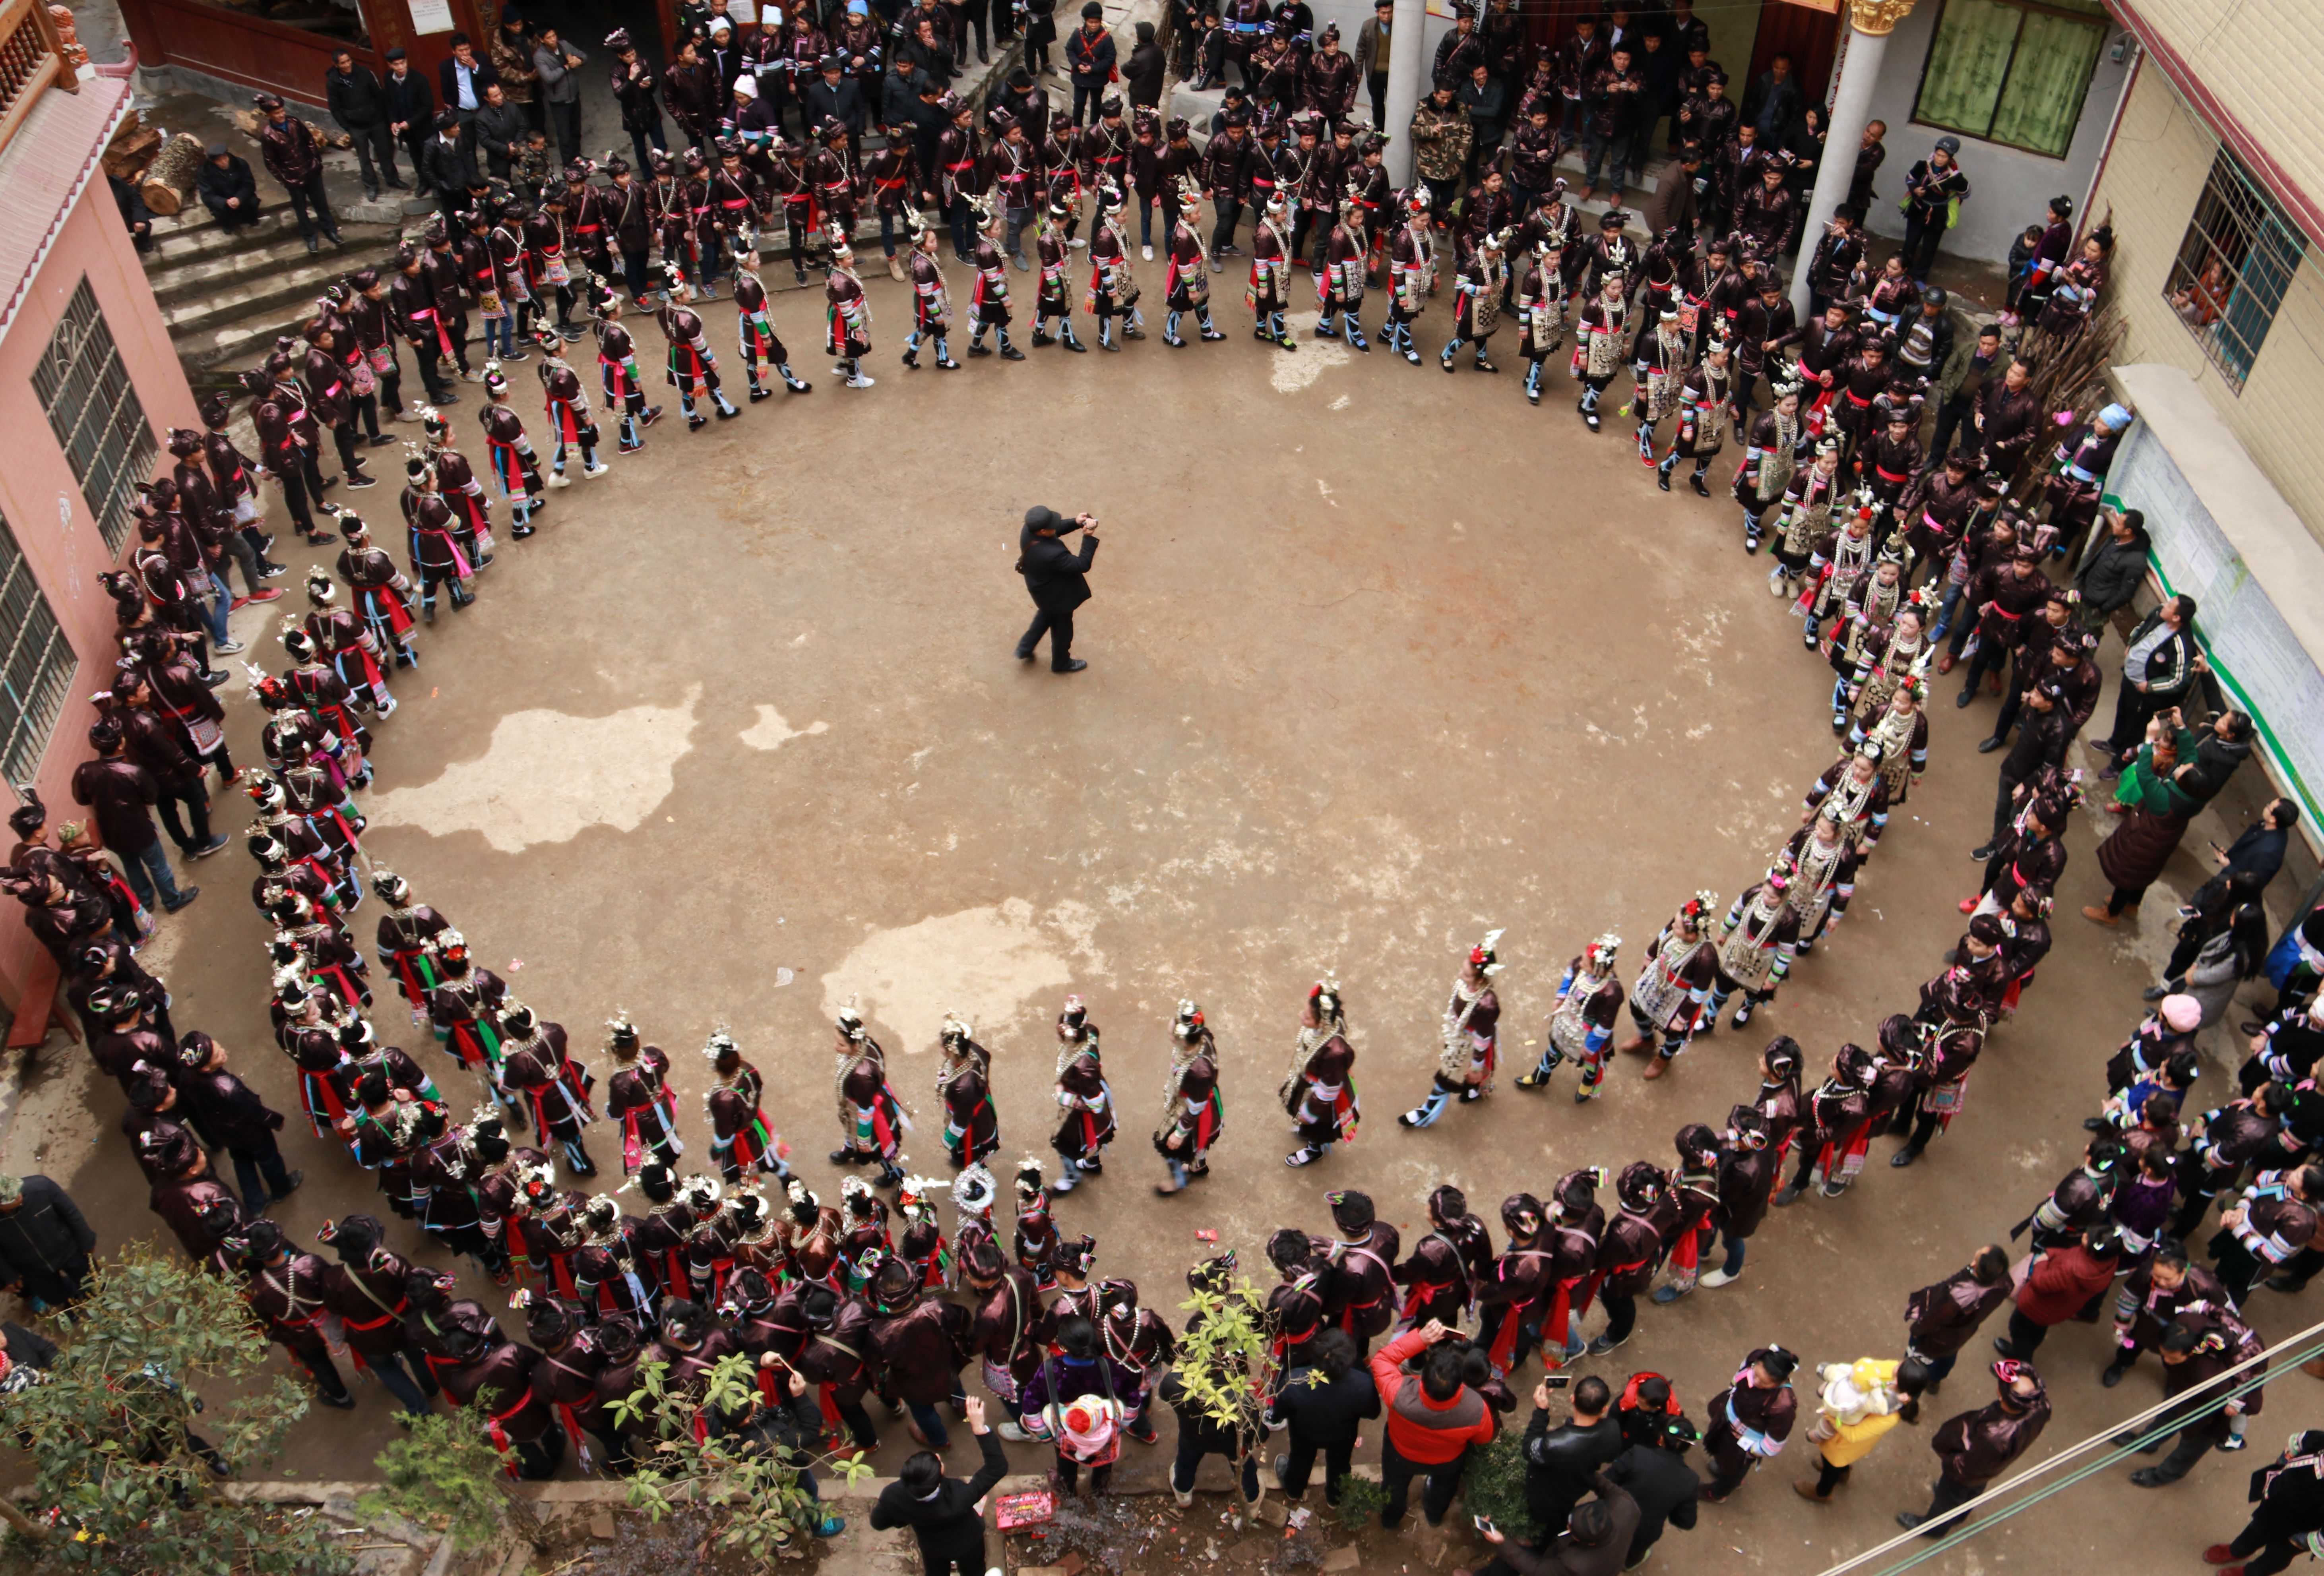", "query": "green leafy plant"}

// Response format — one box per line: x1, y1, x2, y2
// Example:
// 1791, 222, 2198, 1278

0, 1244, 349, 1575
365, 1406, 514, 1551
611, 1355, 873, 1564
1174, 1276, 1291, 1468
1330, 1474, 1390, 1533
1460, 1429, 1539, 1544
